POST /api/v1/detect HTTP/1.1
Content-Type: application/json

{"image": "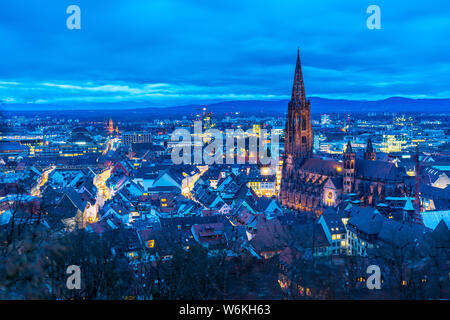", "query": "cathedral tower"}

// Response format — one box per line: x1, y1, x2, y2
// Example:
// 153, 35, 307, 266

280, 49, 313, 207
108, 118, 114, 135
364, 138, 376, 161
343, 141, 355, 194
284, 49, 313, 160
